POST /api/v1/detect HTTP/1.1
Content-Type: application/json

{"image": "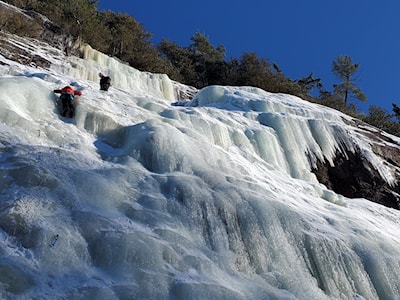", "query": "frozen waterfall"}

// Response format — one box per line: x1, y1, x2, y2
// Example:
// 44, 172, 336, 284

0, 34, 400, 300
